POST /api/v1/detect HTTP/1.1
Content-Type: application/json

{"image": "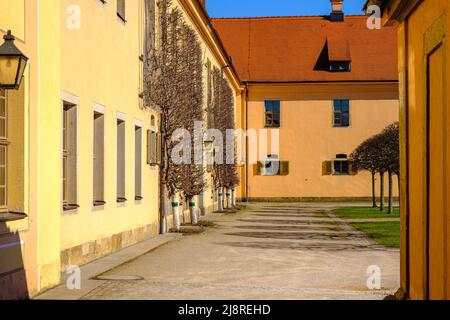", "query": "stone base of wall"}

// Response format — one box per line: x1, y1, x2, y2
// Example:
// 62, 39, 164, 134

0, 268, 29, 299
241, 197, 400, 203
60, 223, 158, 272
